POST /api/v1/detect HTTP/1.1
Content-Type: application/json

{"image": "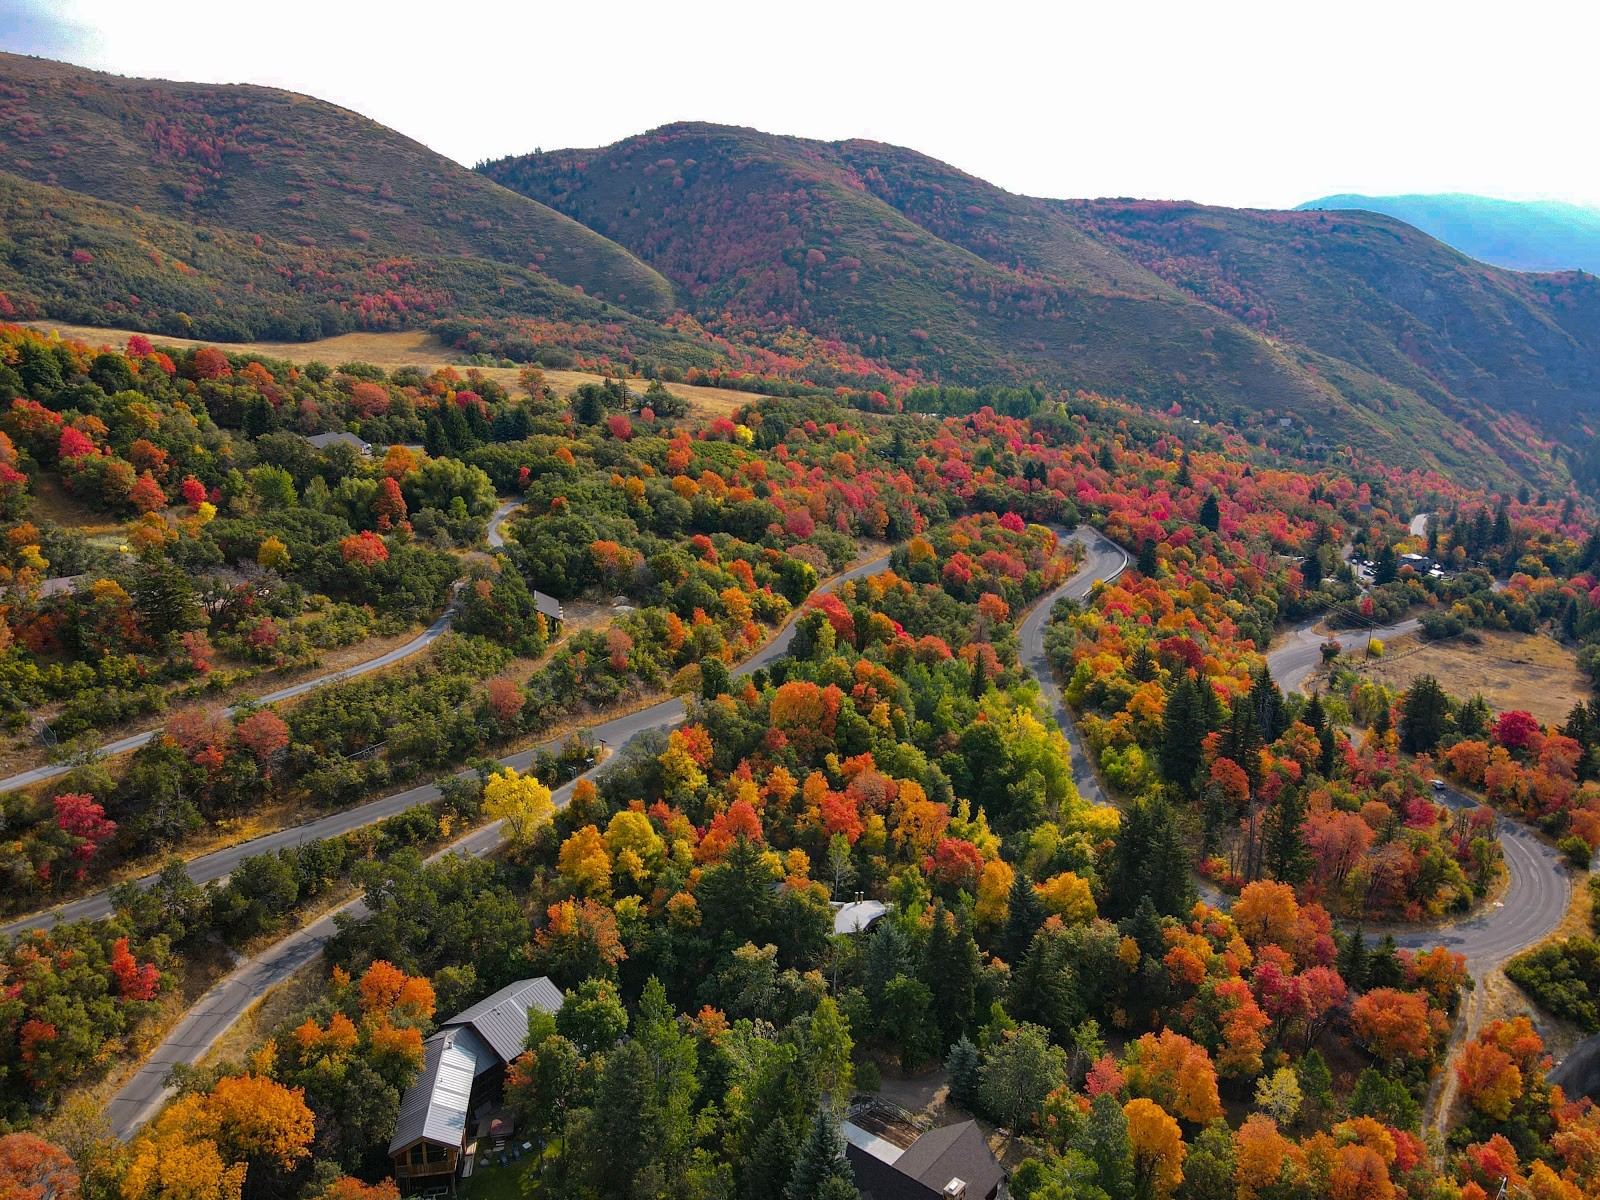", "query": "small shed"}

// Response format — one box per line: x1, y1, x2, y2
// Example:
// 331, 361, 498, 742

532, 590, 564, 634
